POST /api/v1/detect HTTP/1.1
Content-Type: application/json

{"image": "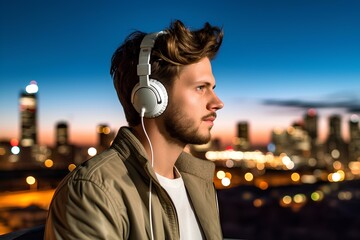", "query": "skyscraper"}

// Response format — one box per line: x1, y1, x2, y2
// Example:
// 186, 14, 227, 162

53, 121, 75, 168
235, 121, 250, 151
325, 114, 347, 164
303, 108, 319, 158
303, 108, 318, 140
56, 122, 69, 146
19, 81, 38, 147
349, 115, 360, 161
